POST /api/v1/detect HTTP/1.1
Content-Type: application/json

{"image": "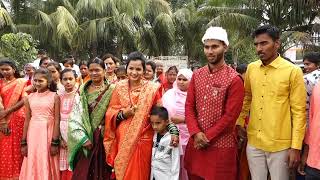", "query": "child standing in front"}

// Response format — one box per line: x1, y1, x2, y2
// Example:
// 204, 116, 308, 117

59, 69, 79, 180
150, 106, 180, 180
19, 68, 60, 180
